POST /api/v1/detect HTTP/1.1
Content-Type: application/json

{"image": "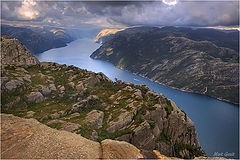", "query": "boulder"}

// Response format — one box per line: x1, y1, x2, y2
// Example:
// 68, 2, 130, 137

47, 119, 81, 133
85, 110, 104, 129
27, 92, 44, 103
71, 95, 99, 112
83, 76, 99, 87
101, 139, 144, 159
16, 67, 28, 73
49, 84, 57, 91
41, 86, 51, 96
64, 113, 80, 120
5, 80, 23, 91
49, 111, 66, 119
